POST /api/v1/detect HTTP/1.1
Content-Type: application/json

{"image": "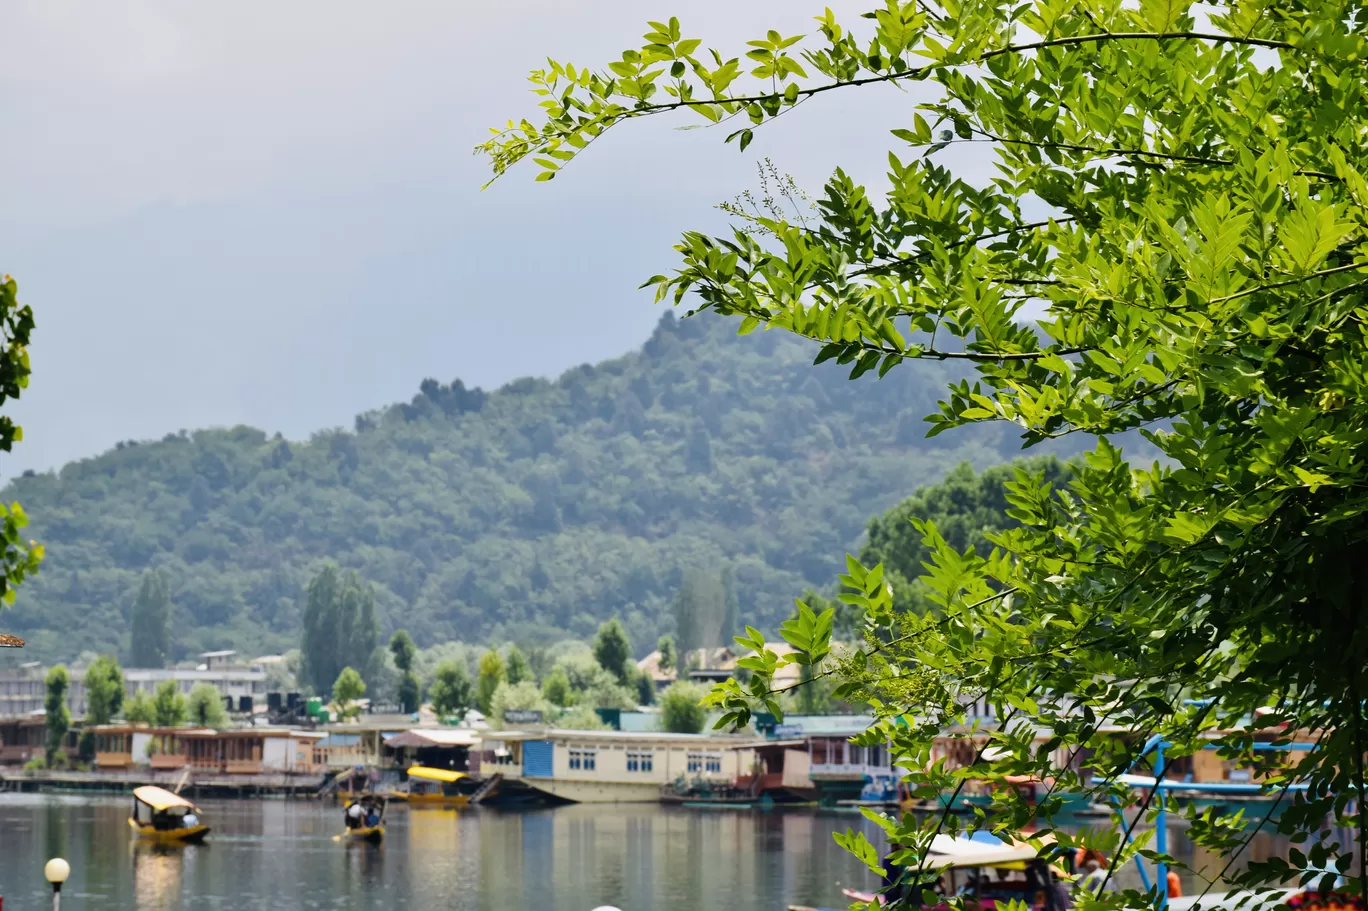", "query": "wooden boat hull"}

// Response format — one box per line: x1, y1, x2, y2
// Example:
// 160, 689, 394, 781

344, 825, 384, 843
404, 793, 470, 807
128, 818, 210, 844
